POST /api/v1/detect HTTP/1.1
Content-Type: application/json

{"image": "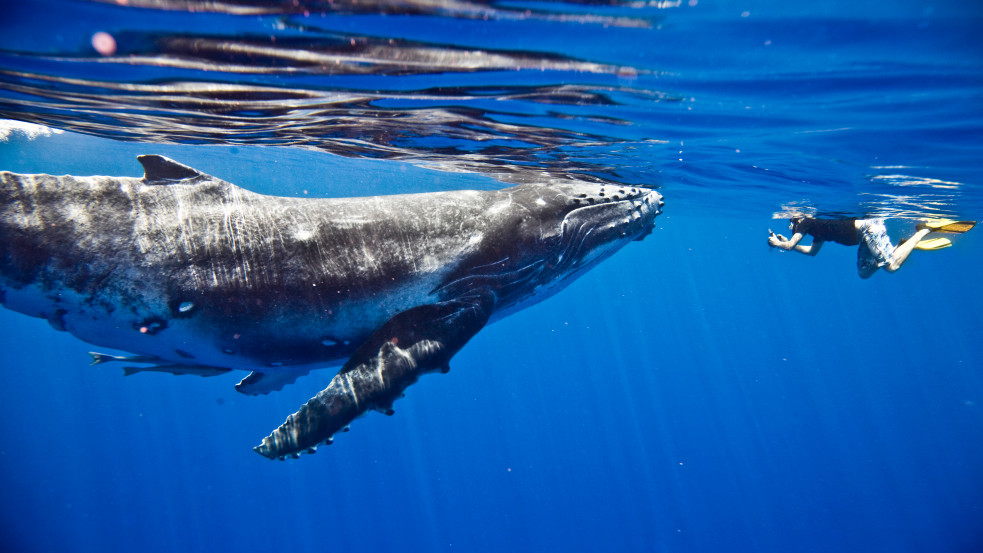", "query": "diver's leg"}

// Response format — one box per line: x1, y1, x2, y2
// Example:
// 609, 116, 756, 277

884, 228, 932, 272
